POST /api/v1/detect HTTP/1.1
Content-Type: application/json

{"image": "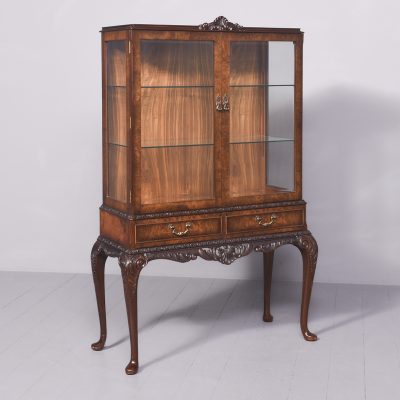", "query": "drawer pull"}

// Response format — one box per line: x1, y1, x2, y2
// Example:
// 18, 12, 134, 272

222, 94, 230, 111
216, 95, 223, 111
255, 214, 277, 227
168, 222, 192, 236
